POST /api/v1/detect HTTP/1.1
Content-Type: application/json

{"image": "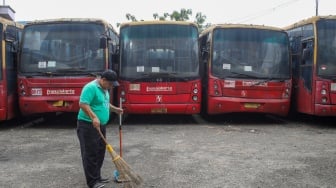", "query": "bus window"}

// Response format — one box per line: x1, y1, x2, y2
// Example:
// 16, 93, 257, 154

300, 40, 313, 92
